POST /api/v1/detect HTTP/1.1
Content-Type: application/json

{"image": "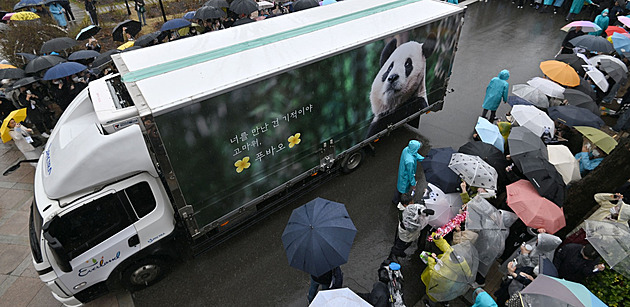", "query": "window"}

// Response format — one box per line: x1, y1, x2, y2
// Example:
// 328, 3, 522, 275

124, 182, 156, 218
